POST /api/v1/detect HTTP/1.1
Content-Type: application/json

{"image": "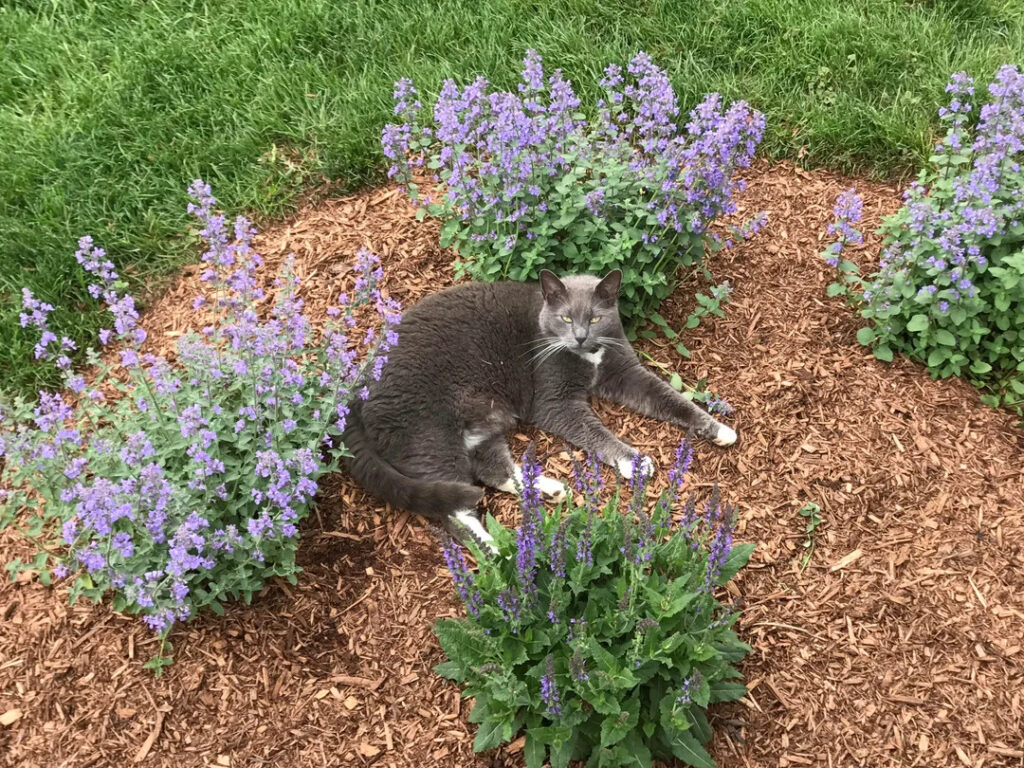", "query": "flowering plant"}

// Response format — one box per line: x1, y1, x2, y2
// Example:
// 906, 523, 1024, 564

0, 182, 400, 672
821, 66, 1024, 411
434, 441, 754, 768
383, 50, 765, 327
